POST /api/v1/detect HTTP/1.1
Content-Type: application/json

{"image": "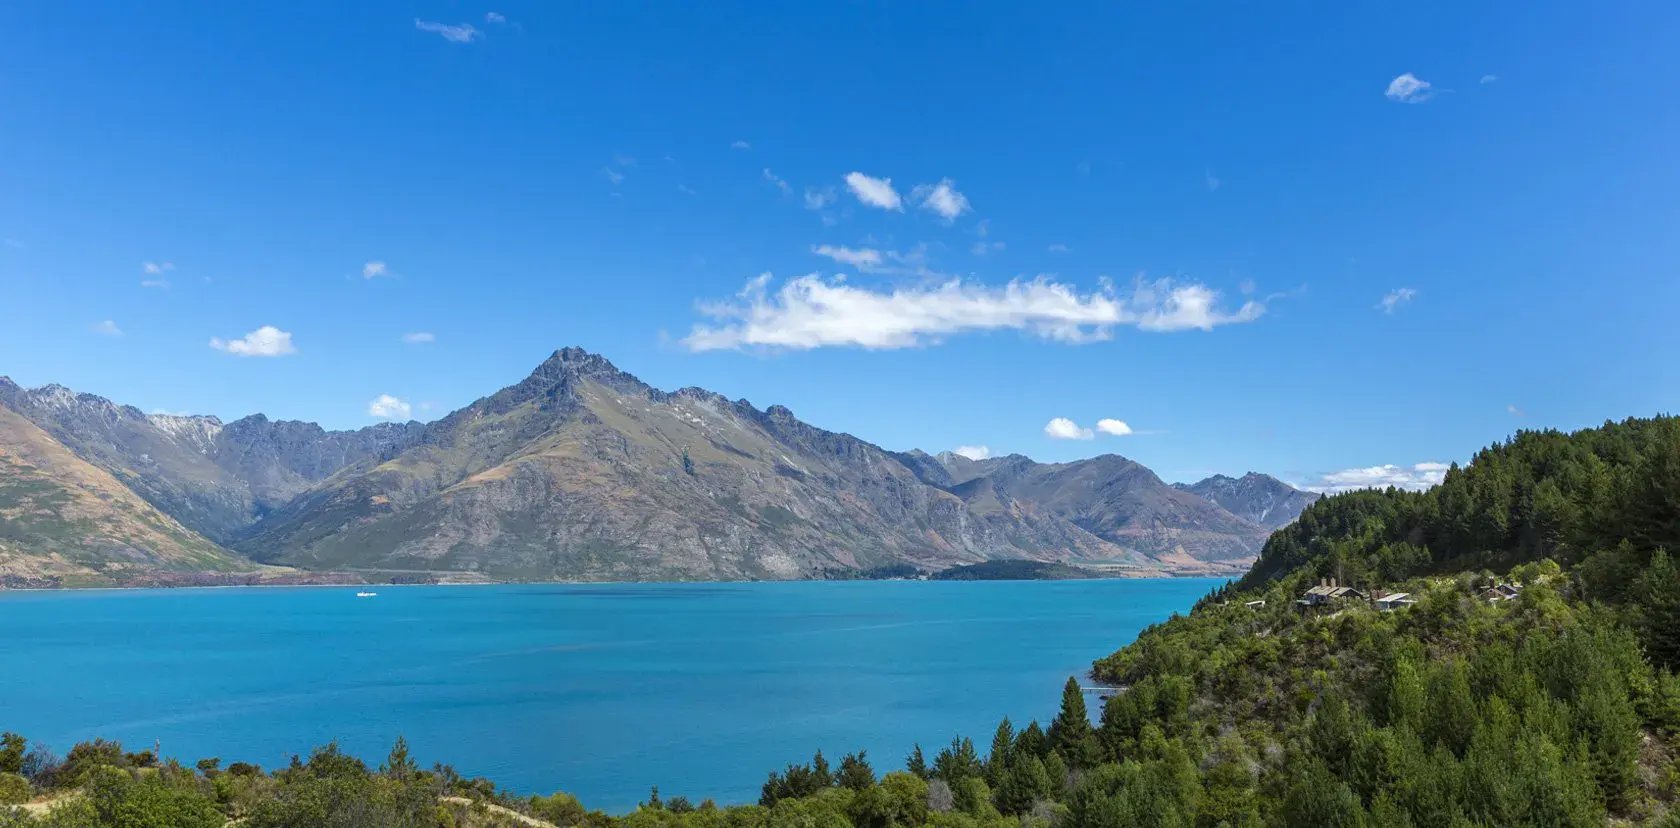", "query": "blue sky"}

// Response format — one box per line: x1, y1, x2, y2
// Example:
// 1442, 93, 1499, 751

2, 3, 1677, 489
